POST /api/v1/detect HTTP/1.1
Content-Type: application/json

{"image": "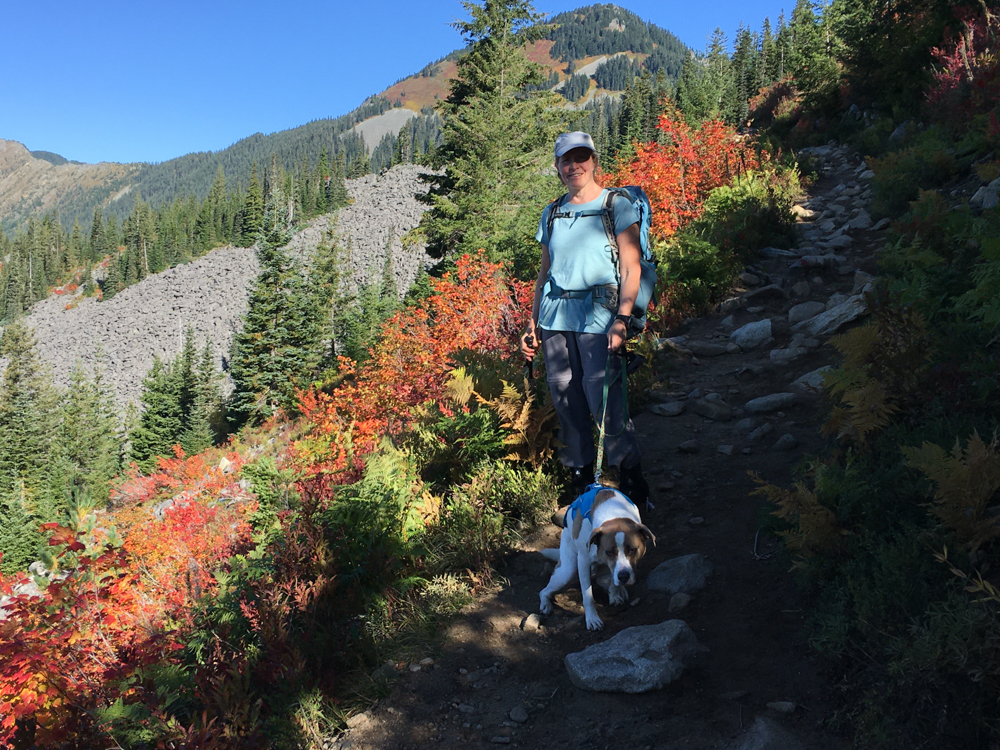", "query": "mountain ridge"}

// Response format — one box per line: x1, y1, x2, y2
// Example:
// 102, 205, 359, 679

1, 3, 687, 234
